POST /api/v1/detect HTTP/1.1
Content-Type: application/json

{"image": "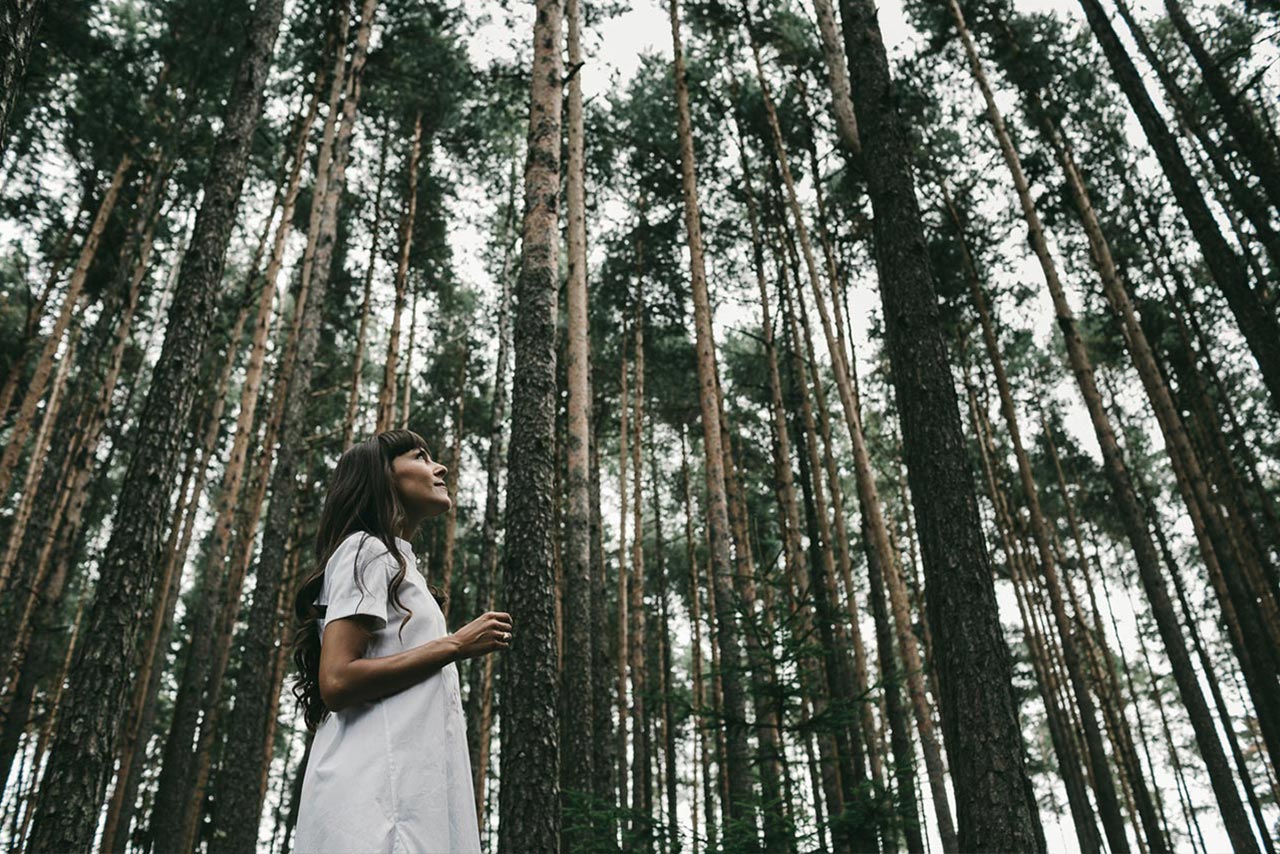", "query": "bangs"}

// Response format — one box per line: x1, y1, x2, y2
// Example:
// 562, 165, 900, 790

380, 429, 430, 458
